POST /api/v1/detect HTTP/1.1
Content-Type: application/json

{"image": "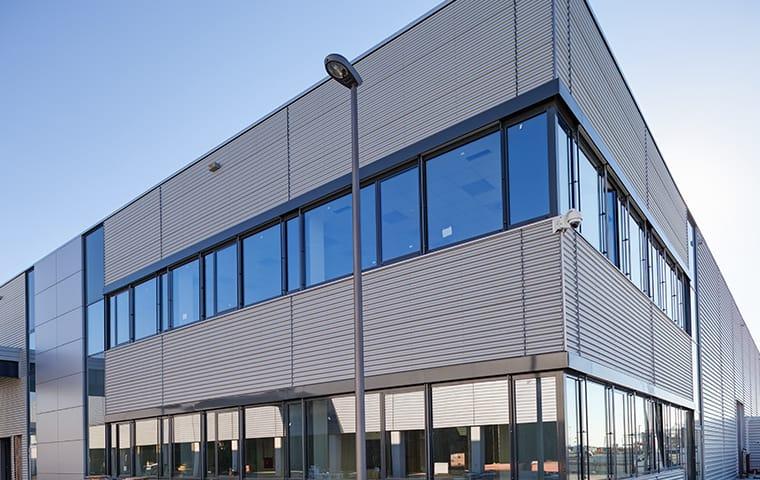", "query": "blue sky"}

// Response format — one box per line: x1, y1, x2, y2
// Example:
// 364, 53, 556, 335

1, 1, 758, 339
